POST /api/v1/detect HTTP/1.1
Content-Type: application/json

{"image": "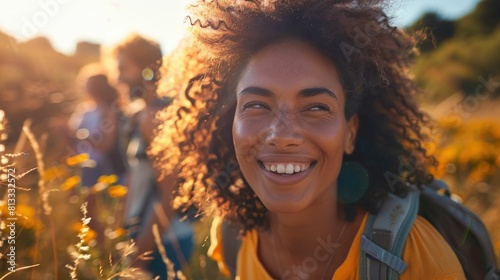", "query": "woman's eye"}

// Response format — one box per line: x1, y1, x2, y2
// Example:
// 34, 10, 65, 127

308, 104, 330, 112
242, 102, 268, 110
